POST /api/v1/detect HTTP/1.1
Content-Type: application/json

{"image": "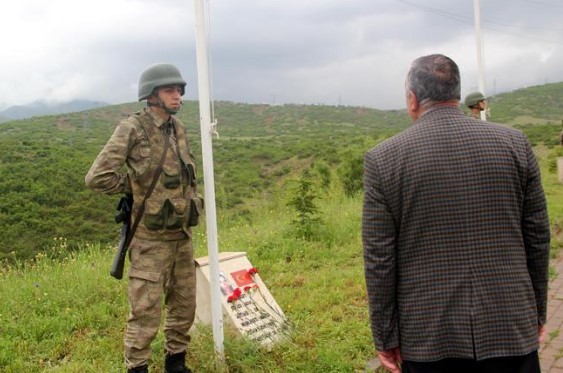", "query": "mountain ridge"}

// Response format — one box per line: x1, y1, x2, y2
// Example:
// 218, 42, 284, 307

0, 99, 108, 122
